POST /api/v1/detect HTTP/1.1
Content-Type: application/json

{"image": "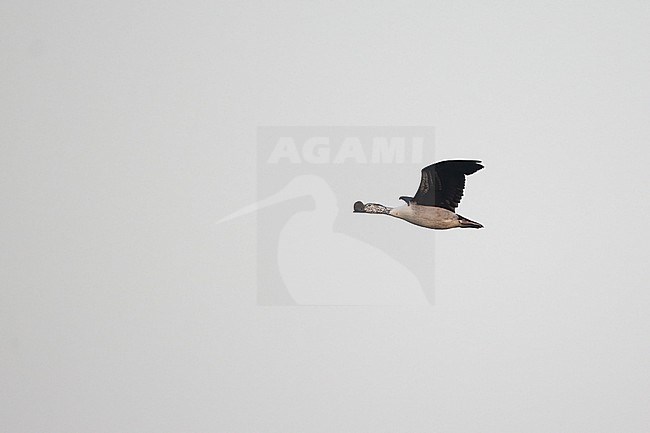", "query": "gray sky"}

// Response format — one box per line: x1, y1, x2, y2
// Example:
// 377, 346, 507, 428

2, 1, 649, 432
